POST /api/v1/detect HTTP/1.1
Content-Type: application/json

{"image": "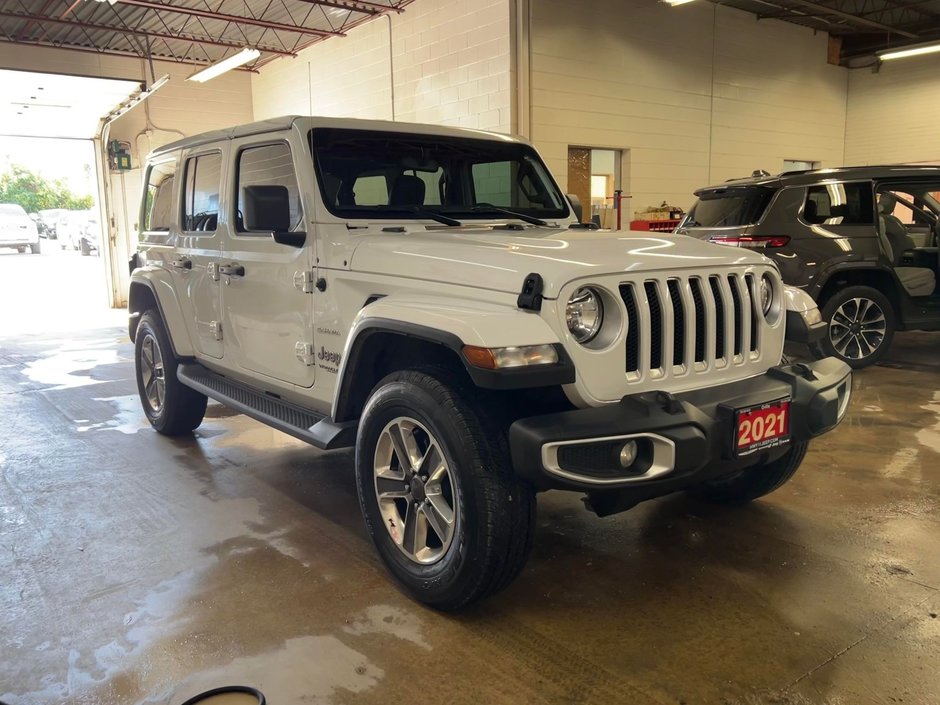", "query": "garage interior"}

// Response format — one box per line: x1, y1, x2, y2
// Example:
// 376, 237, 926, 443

1, 1, 939, 704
